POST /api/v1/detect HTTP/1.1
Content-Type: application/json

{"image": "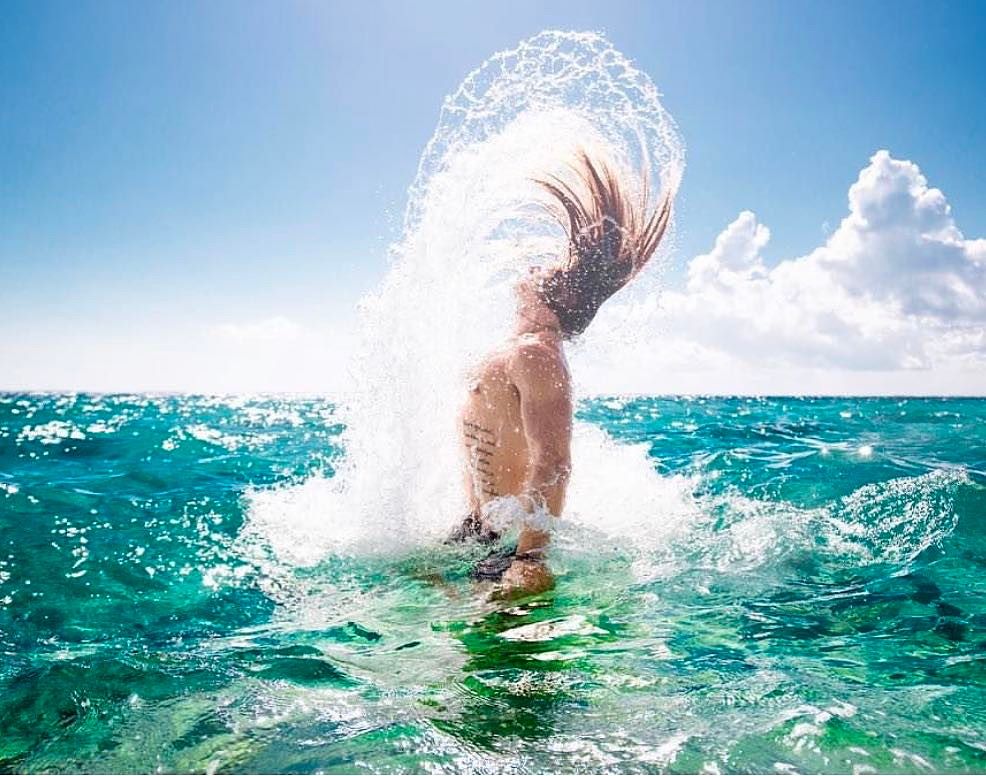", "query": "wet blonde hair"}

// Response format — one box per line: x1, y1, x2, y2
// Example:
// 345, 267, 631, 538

535, 150, 672, 337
